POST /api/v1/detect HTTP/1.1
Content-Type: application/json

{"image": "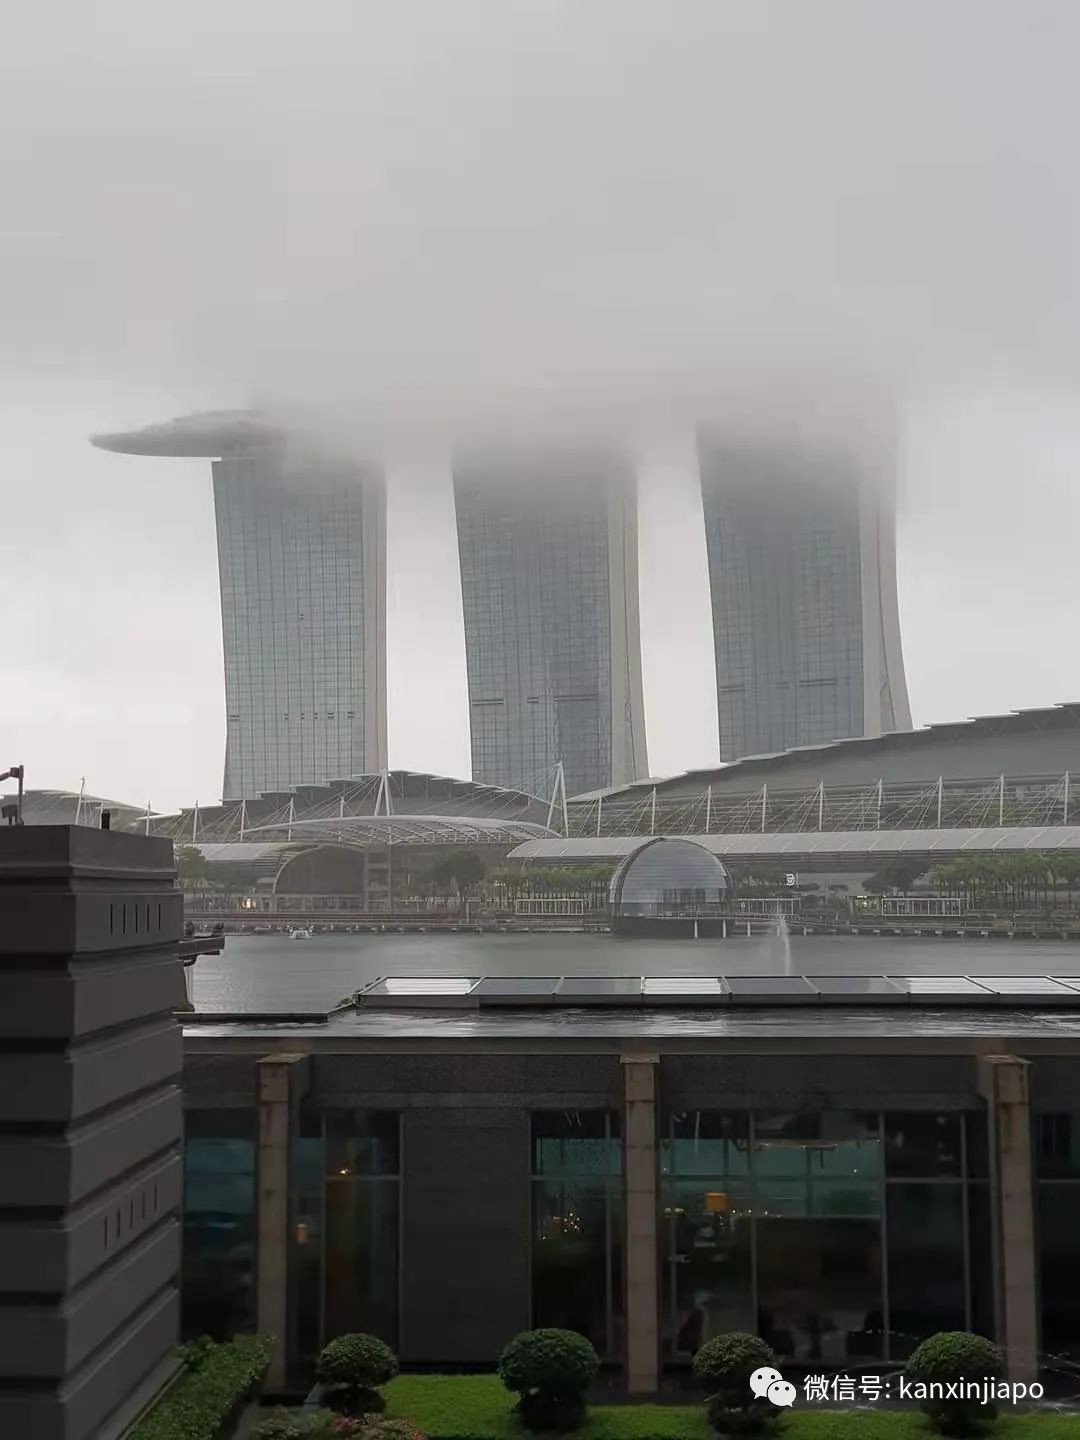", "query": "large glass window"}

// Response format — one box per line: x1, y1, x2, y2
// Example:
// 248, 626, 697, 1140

885, 1113, 962, 1178
182, 1108, 256, 1340
757, 1217, 881, 1364
323, 1111, 401, 1348
663, 1108, 984, 1365
886, 1185, 966, 1356
1036, 1110, 1080, 1359
531, 1111, 622, 1358
754, 1112, 881, 1362
289, 1106, 325, 1378
1035, 1111, 1080, 1179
